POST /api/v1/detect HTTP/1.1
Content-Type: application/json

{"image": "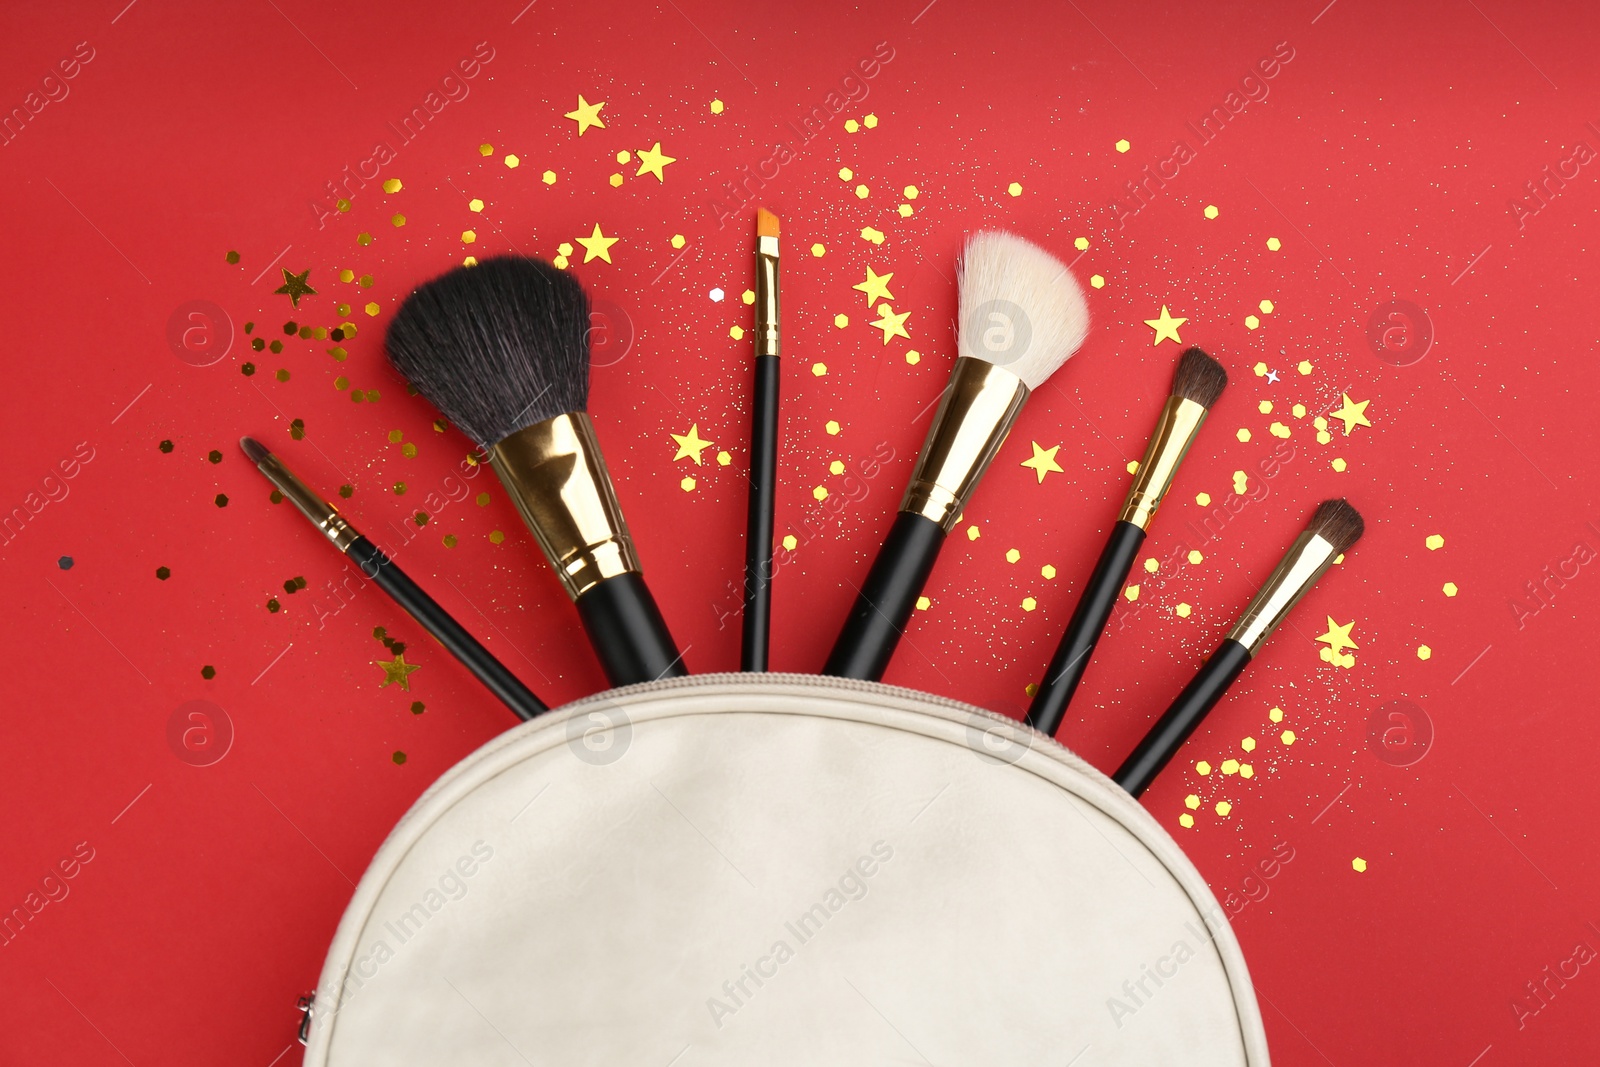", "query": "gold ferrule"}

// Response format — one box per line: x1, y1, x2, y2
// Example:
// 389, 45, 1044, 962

1119, 396, 1209, 531
754, 239, 780, 357
487, 412, 640, 600
900, 357, 1030, 532
1226, 531, 1341, 655
254, 452, 360, 552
